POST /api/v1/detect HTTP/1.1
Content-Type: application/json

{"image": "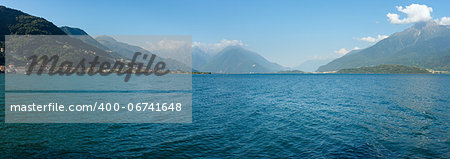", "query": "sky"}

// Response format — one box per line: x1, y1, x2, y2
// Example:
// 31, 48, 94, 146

2, 0, 450, 67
